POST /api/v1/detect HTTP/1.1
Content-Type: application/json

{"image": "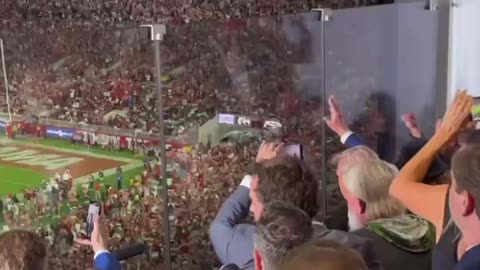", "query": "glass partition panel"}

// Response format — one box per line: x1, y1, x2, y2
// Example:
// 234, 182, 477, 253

325, 2, 445, 160
160, 13, 325, 269
322, 2, 446, 230
0, 26, 167, 269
